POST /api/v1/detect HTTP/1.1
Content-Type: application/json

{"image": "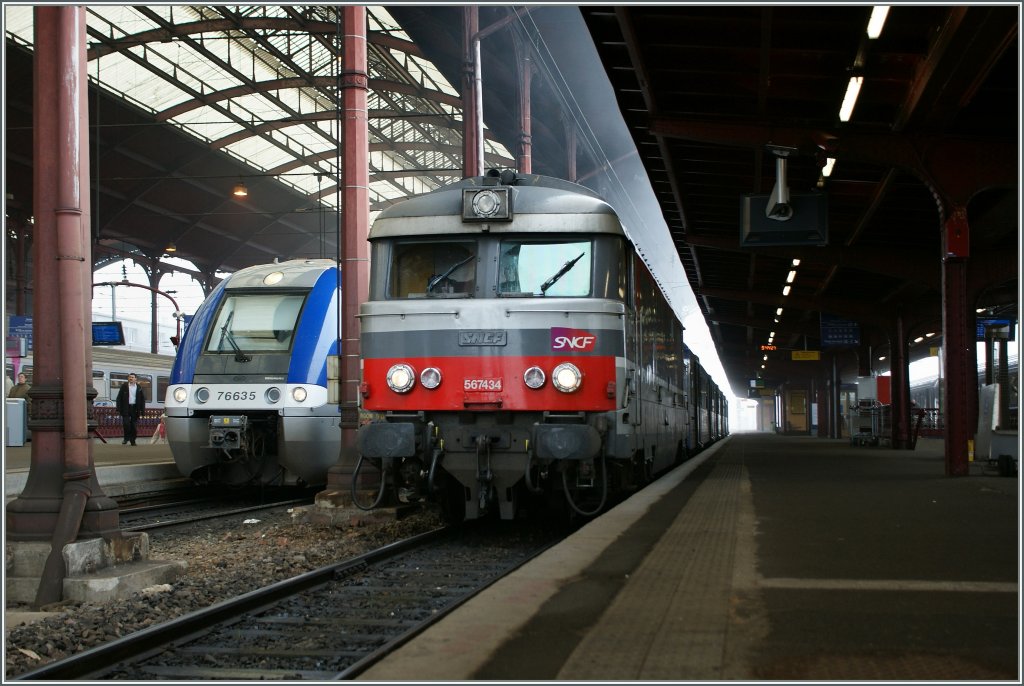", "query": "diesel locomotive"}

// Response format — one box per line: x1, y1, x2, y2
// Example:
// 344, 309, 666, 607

355, 170, 727, 521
